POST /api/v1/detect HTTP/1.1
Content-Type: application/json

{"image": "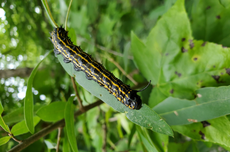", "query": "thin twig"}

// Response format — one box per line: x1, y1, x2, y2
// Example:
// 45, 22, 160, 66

8, 100, 104, 152
8, 134, 22, 144
56, 127, 62, 152
108, 57, 138, 85
128, 69, 139, 77
78, 36, 133, 59
71, 77, 84, 111
96, 44, 134, 60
